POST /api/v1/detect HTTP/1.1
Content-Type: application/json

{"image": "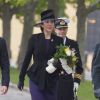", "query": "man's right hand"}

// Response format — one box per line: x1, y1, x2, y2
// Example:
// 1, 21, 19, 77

0, 86, 8, 95
17, 81, 24, 91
